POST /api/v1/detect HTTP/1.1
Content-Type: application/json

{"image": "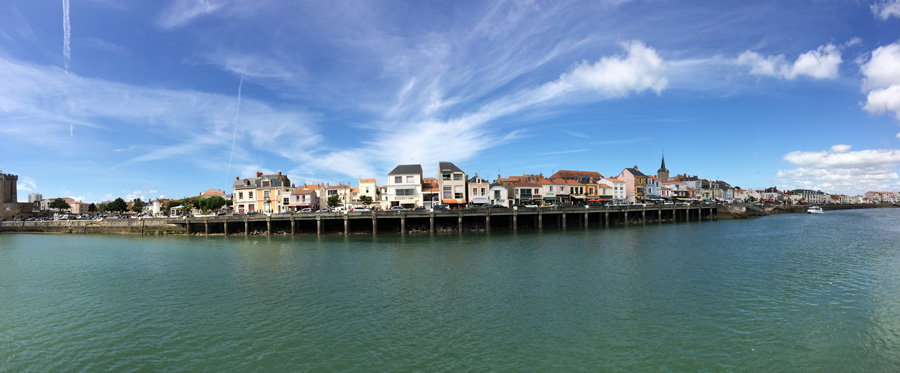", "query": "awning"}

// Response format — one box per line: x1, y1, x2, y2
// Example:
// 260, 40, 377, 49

519, 198, 532, 201
587, 198, 612, 202
442, 199, 467, 204
571, 195, 585, 199
543, 197, 557, 201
